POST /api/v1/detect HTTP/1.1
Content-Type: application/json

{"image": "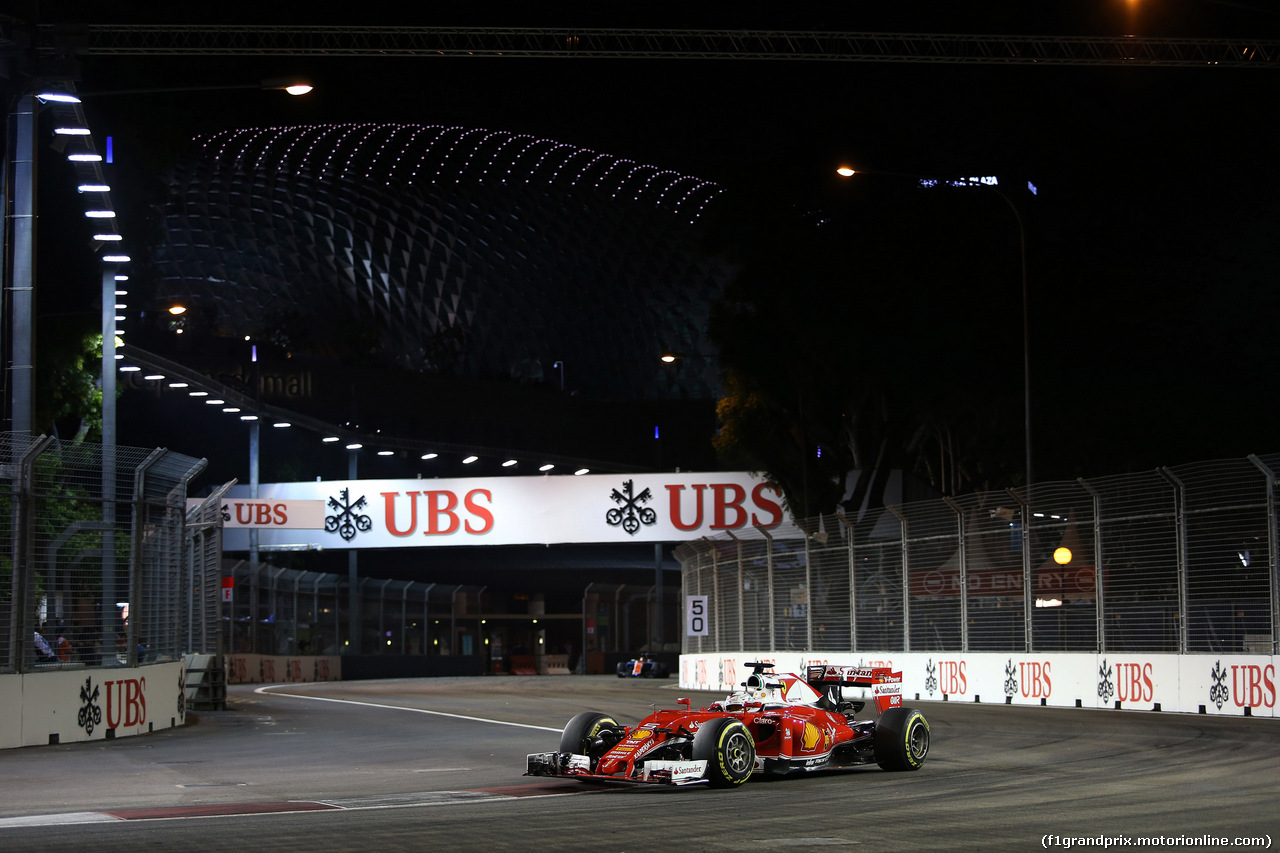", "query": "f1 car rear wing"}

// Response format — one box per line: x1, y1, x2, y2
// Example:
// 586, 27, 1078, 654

805, 665, 904, 715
